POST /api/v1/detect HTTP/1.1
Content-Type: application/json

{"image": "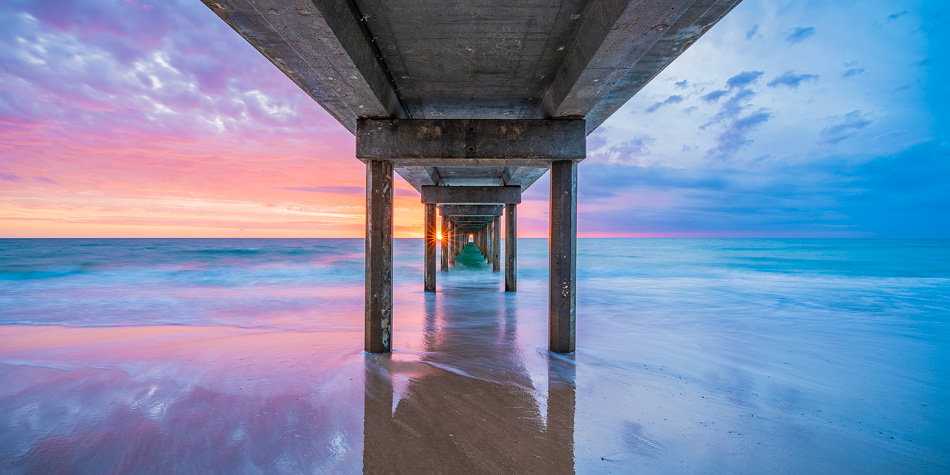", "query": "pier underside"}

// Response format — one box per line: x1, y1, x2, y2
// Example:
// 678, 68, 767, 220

204, 0, 743, 353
